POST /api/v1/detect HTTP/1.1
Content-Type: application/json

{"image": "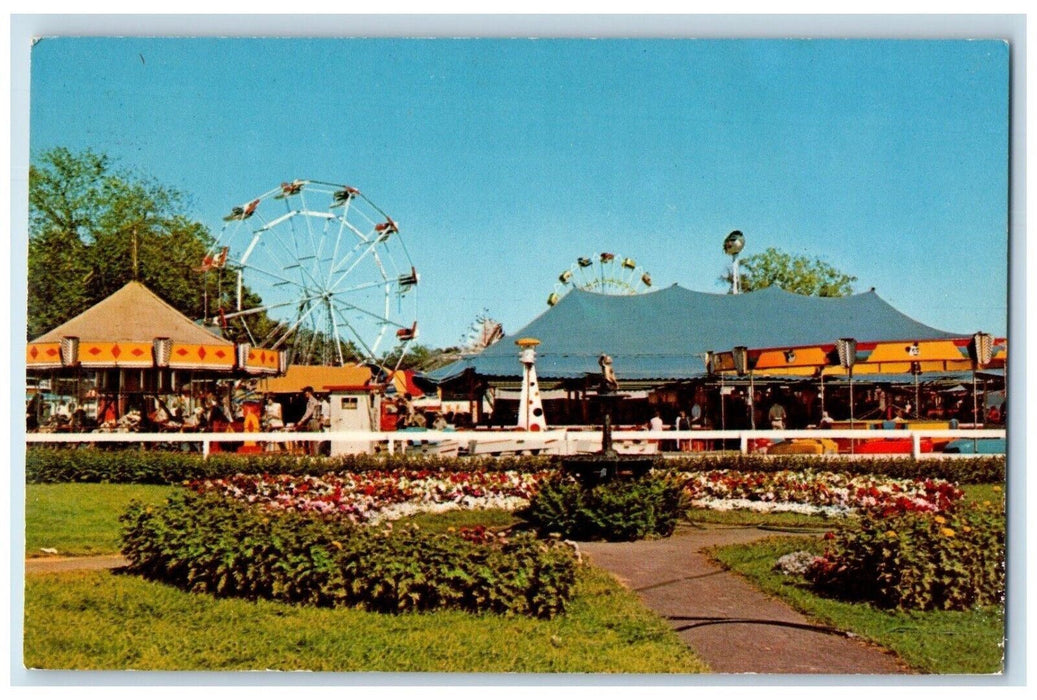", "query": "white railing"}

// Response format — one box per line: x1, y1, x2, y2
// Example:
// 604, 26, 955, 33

24, 428, 1006, 459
